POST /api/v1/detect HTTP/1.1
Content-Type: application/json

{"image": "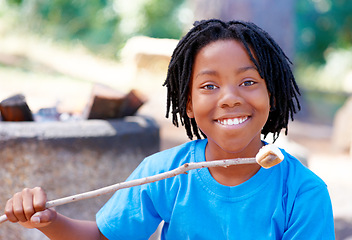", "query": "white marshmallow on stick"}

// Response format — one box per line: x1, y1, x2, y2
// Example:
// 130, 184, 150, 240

0, 144, 284, 224
256, 144, 284, 169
